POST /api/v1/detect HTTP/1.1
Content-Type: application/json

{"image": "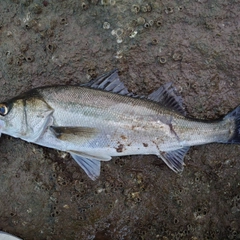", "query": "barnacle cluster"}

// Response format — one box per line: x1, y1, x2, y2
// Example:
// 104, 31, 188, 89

111, 28, 124, 43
